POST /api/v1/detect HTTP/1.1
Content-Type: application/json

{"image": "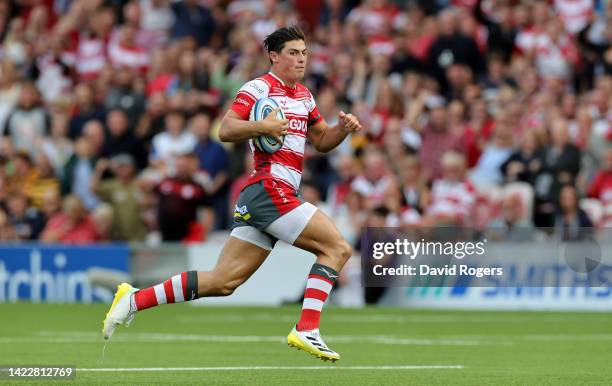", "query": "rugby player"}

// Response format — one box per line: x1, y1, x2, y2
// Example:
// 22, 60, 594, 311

103, 26, 362, 362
